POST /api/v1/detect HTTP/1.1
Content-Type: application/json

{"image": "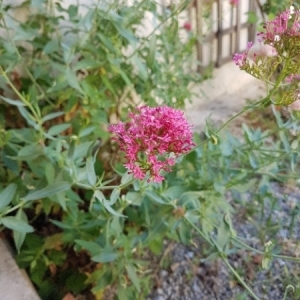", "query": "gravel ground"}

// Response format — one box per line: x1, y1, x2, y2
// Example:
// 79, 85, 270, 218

147, 182, 300, 300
